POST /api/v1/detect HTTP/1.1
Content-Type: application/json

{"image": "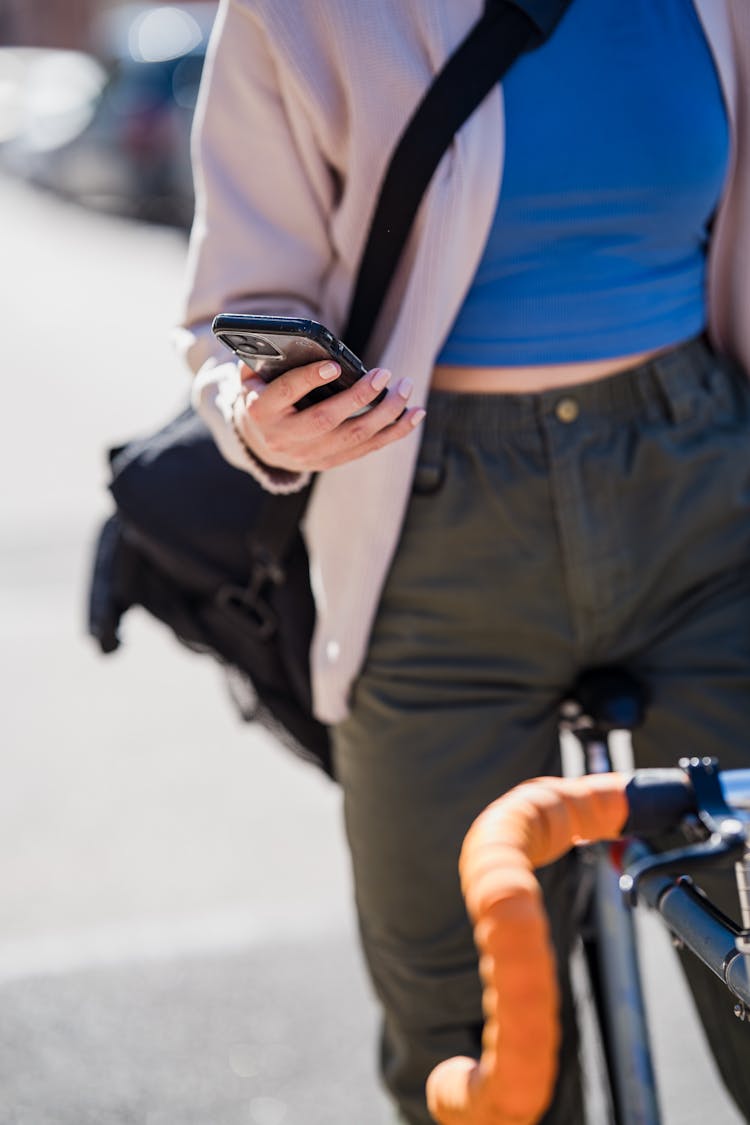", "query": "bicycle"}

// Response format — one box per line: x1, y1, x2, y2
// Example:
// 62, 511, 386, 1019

424, 666, 750, 1125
